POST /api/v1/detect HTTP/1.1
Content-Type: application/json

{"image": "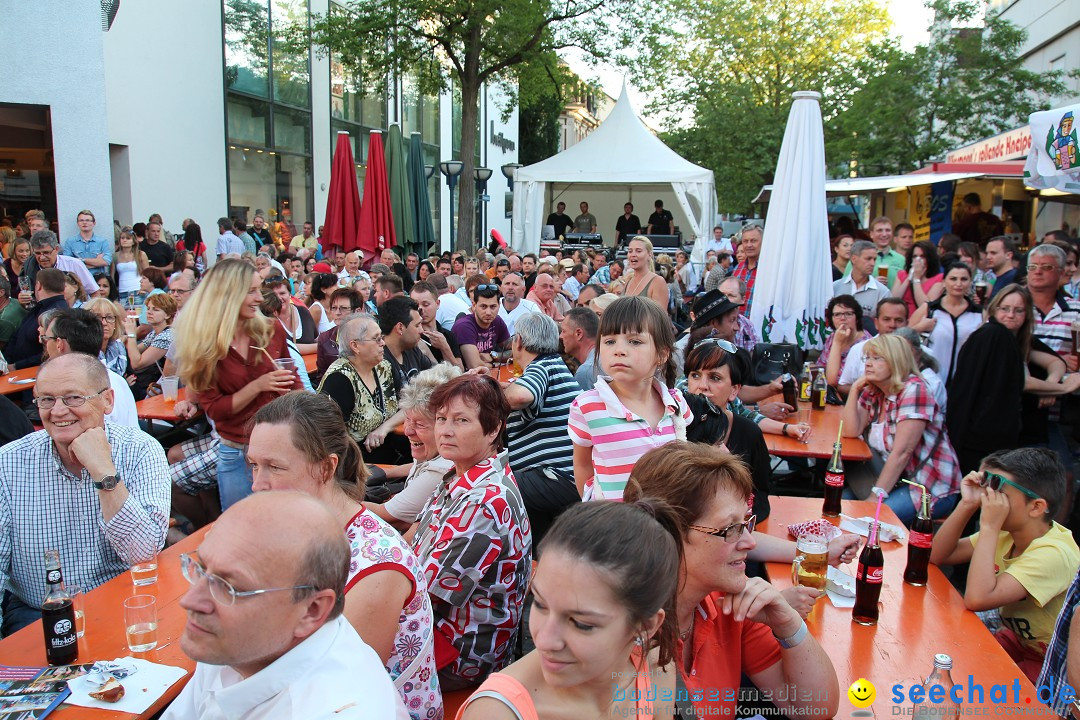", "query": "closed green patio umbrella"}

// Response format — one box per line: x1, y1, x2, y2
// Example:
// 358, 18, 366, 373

408, 132, 436, 257
385, 124, 415, 257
